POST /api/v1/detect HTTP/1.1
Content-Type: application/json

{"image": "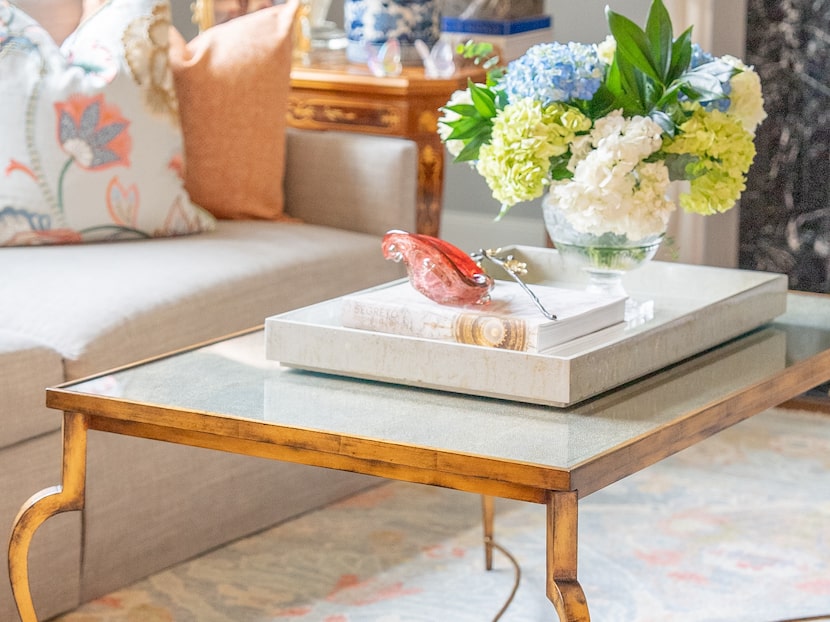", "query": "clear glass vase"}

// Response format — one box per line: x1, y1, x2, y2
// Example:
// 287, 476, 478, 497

542, 197, 665, 324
